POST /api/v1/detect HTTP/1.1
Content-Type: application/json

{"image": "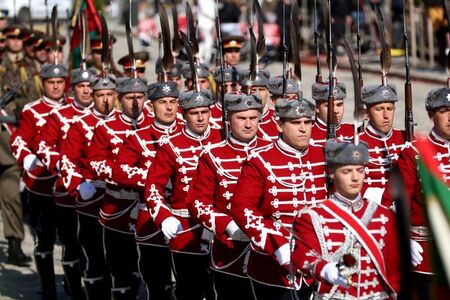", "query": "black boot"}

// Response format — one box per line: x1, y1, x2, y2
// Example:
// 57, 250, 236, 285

83, 278, 103, 300
34, 252, 57, 300
7, 237, 32, 266
62, 261, 85, 300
